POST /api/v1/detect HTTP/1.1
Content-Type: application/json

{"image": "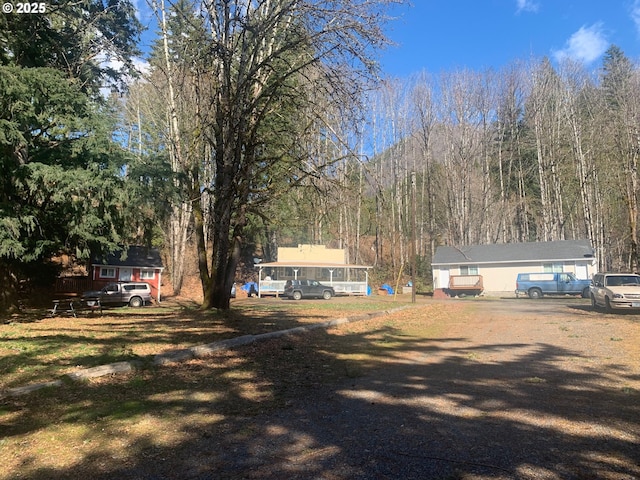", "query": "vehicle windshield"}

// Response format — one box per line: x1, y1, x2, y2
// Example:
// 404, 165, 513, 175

605, 275, 640, 286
